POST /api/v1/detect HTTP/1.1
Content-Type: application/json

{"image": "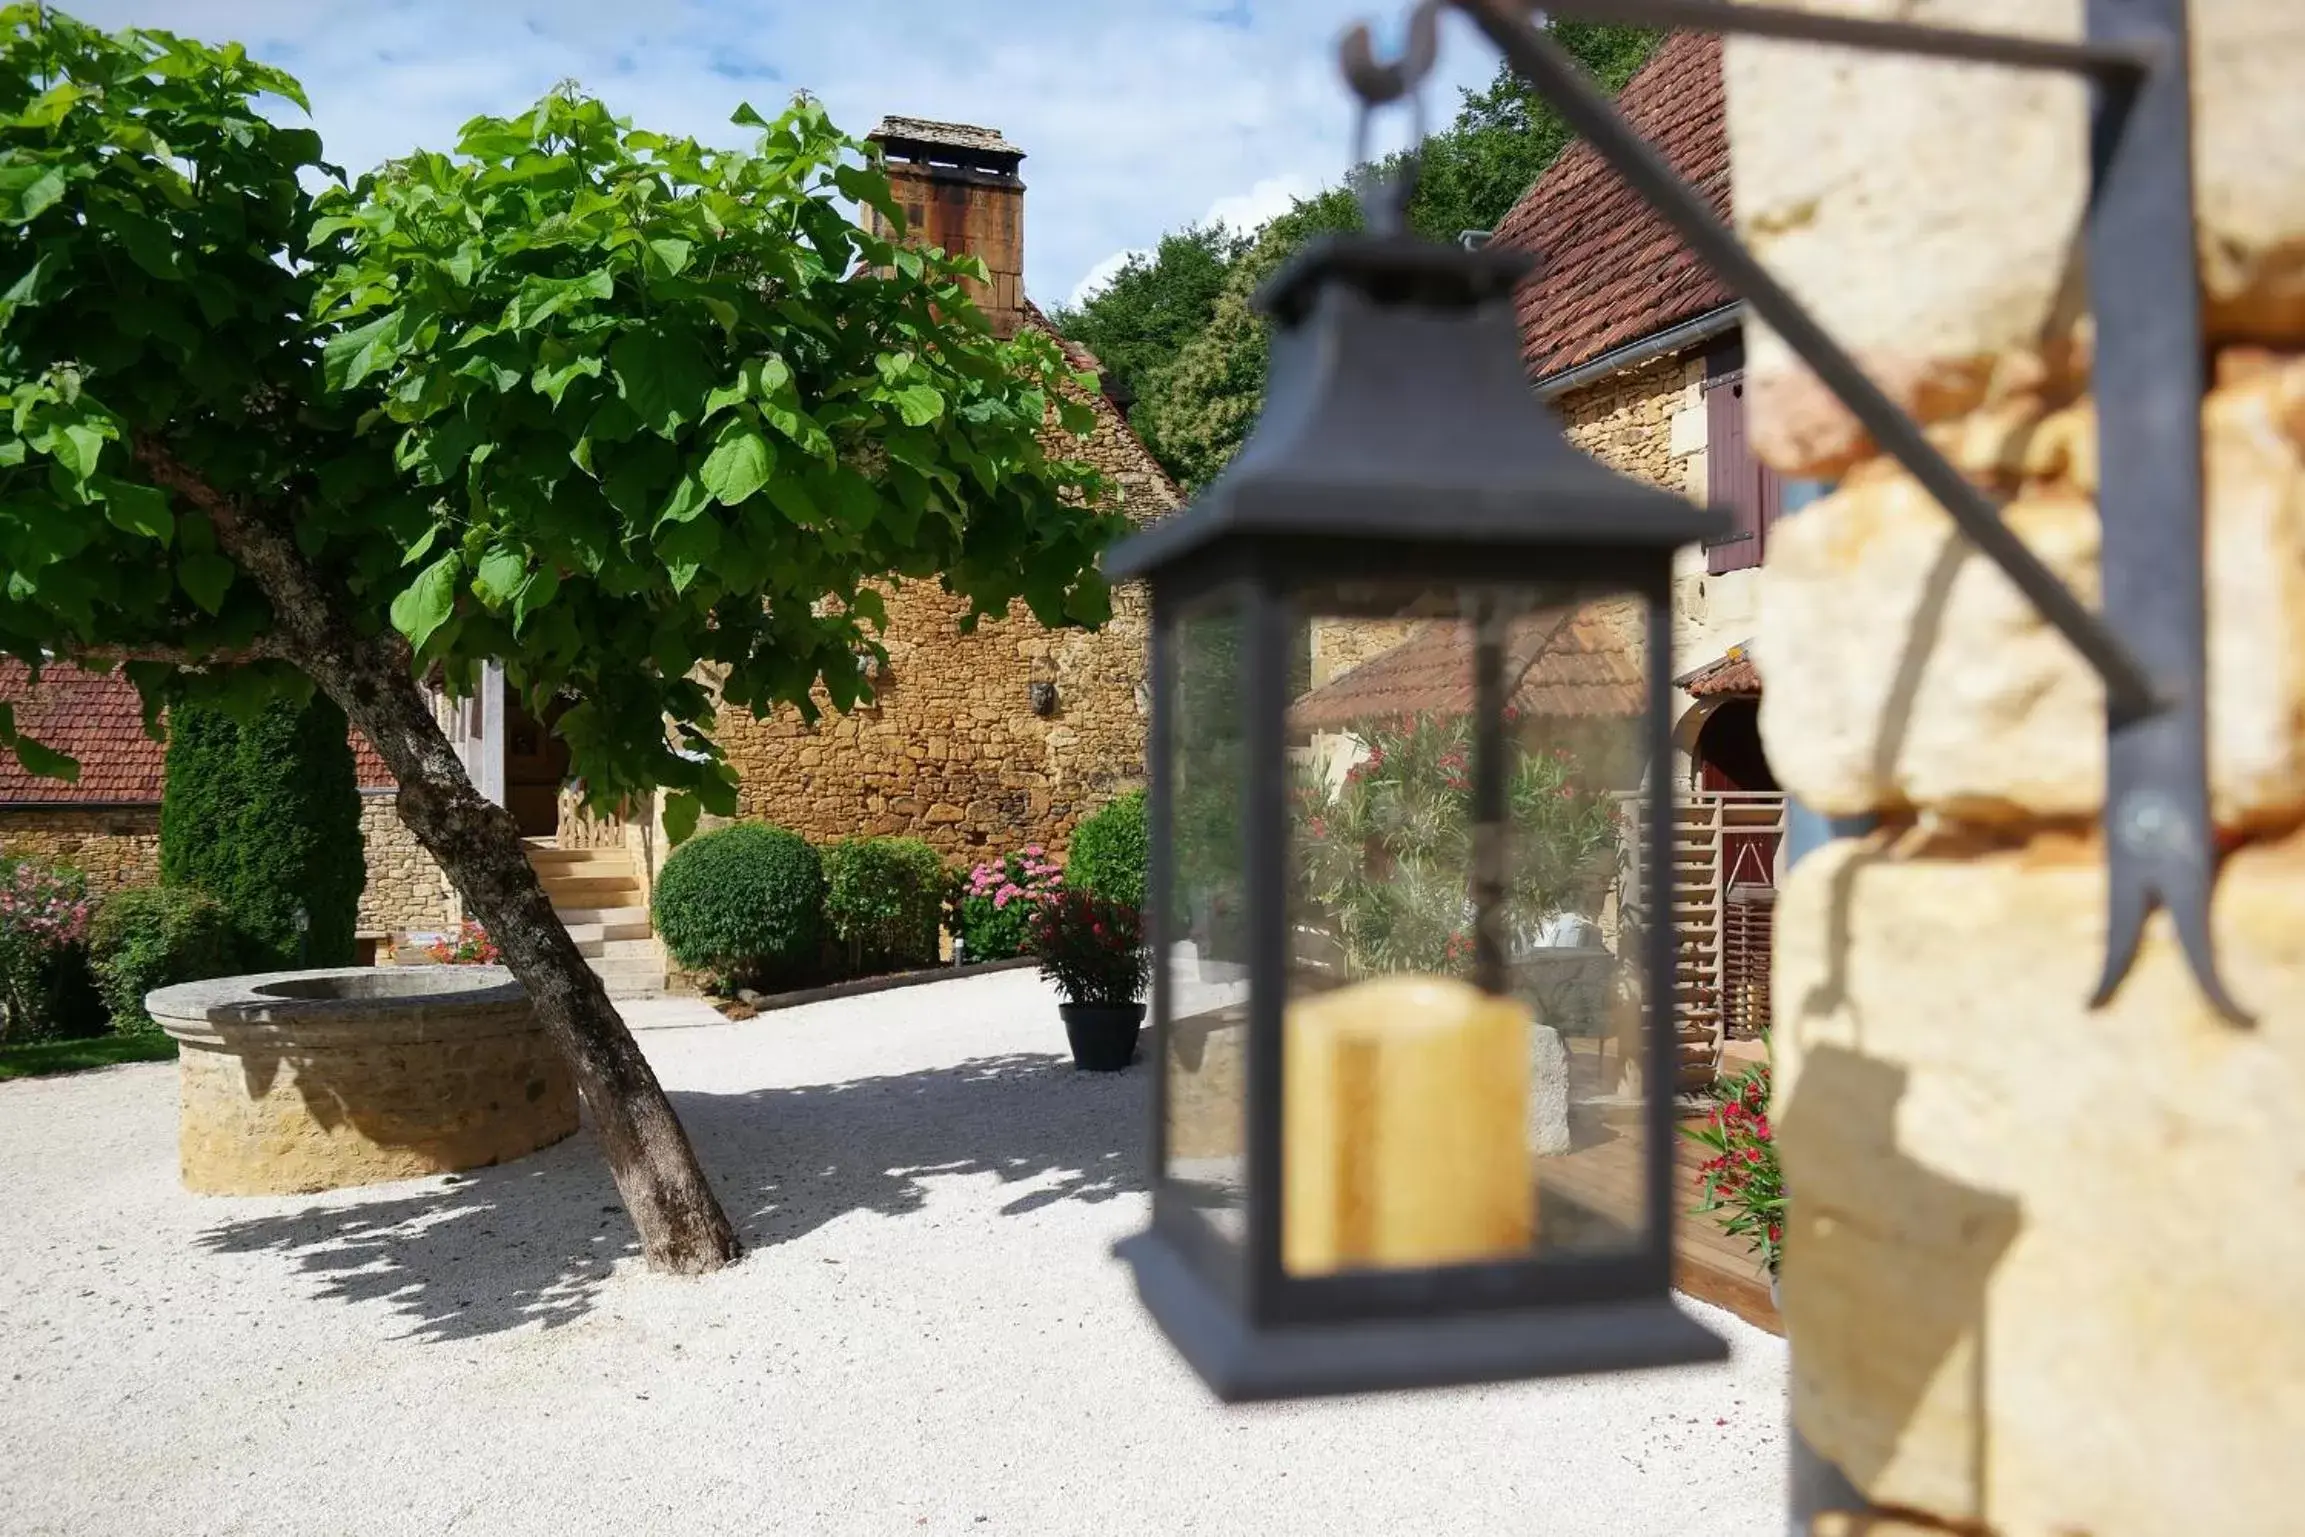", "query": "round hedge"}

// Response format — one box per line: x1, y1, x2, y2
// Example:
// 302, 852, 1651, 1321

1066, 790, 1147, 912
652, 822, 824, 986
88, 885, 239, 1032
